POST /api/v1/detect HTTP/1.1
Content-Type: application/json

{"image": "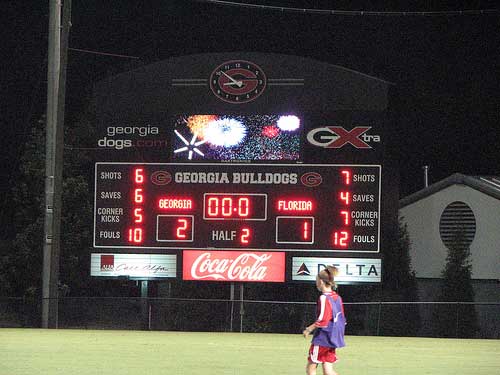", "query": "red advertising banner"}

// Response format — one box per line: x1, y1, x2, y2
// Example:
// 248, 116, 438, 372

183, 250, 285, 282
